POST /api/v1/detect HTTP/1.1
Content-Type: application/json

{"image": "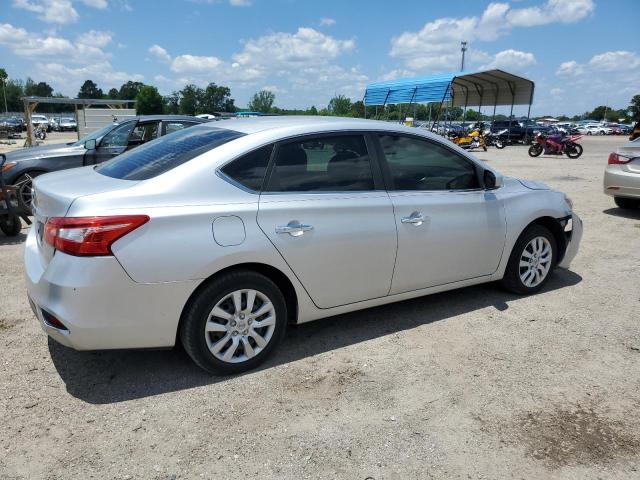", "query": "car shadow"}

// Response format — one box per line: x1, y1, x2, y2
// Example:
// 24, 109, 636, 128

602, 207, 640, 219
0, 231, 27, 245
49, 269, 582, 404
